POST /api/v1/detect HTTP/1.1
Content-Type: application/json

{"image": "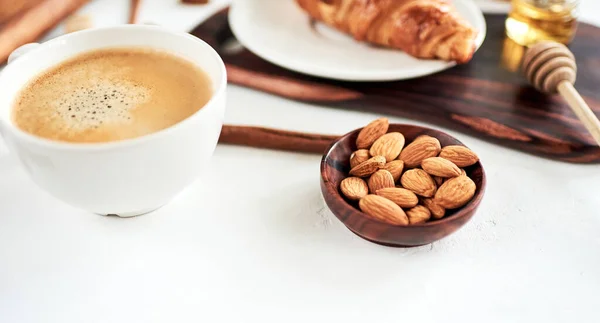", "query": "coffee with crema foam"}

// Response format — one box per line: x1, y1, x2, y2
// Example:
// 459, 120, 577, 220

12, 47, 212, 143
